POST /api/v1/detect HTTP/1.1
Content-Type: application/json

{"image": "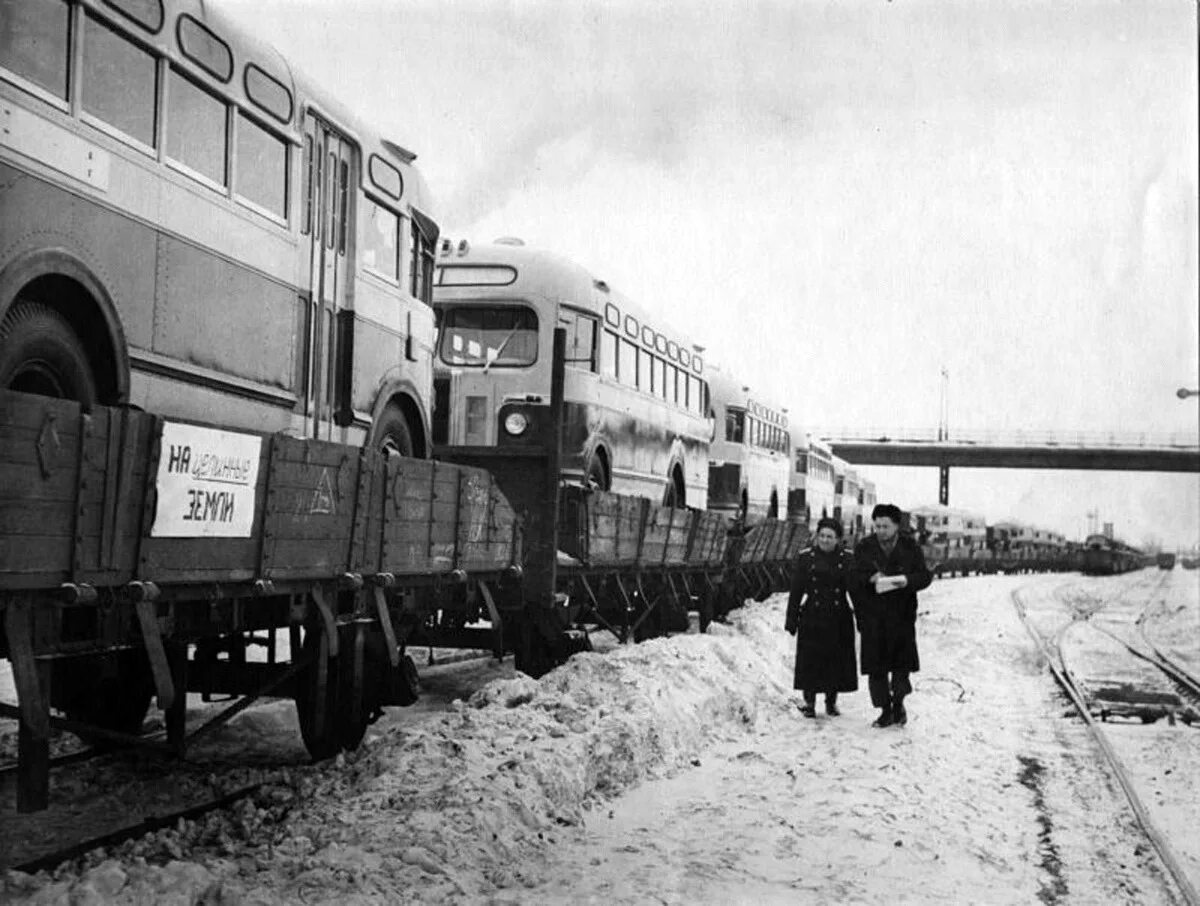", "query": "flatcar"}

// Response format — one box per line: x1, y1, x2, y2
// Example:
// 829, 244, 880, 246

1082, 534, 1146, 575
